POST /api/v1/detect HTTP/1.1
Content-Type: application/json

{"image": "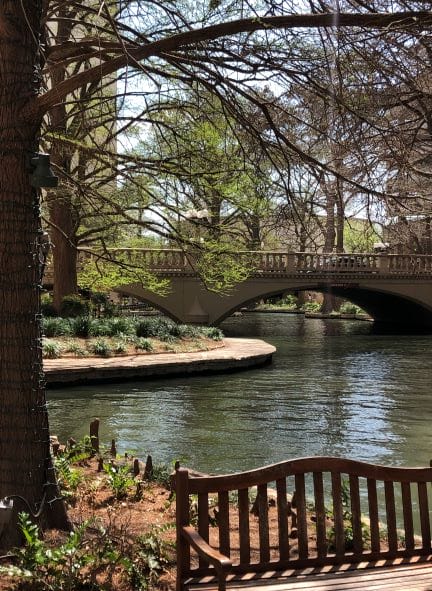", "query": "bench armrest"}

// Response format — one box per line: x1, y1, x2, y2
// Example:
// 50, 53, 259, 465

181, 526, 232, 571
